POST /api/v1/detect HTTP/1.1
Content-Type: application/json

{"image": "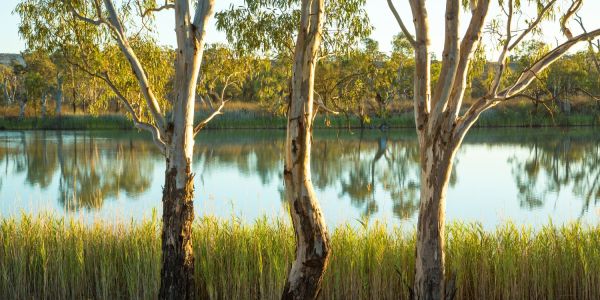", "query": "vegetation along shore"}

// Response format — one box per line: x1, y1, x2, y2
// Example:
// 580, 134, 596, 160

1, 215, 599, 300
1, 102, 599, 131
